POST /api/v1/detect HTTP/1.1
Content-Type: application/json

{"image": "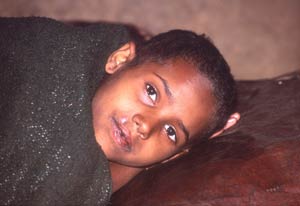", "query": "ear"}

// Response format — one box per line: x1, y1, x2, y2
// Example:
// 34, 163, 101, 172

105, 42, 136, 74
209, 112, 240, 139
